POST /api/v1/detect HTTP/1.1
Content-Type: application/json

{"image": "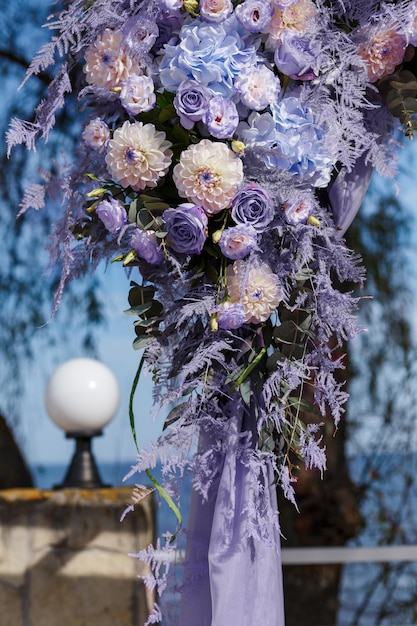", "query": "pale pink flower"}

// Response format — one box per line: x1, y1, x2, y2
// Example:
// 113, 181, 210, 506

226, 260, 282, 324
199, 0, 233, 22
357, 27, 406, 83
120, 75, 156, 115
84, 29, 143, 89
265, 0, 317, 46
105, 121, 172, 191
82, 118, 110, 151
173, 139, 244, 214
